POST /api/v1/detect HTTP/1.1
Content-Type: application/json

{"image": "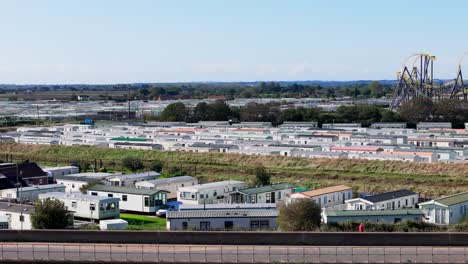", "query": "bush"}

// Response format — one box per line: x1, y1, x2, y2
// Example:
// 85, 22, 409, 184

254, 166, 271, 186
151, 160, 164, 173
277, 199, 321, 231
31, 199, 72, 229
321, 220, 444, 232
122, 157, 144, 172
